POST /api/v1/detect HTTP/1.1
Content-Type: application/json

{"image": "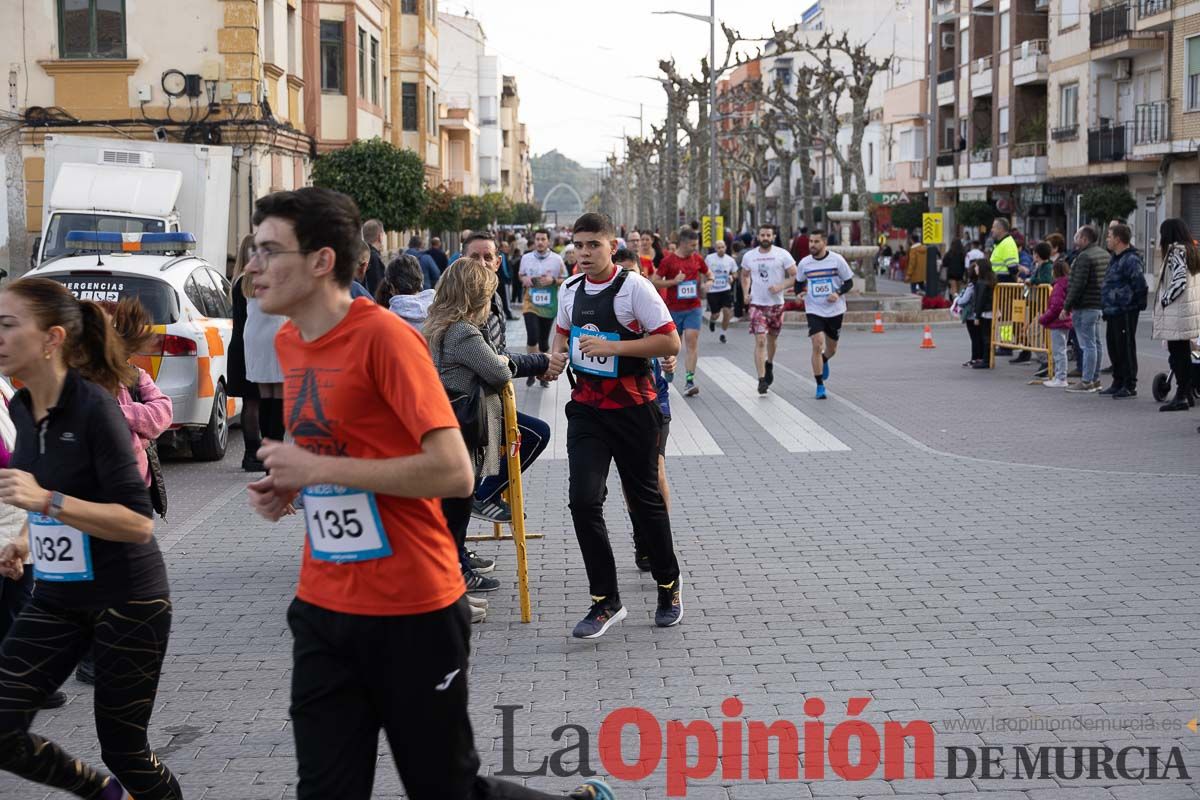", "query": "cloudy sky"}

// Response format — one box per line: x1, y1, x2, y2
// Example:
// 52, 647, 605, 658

439, 0, 820, 169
